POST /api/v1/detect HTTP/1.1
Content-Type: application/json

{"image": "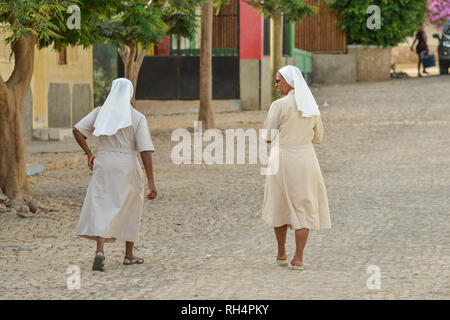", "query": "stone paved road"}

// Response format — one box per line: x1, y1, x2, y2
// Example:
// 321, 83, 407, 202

0, 76, 449, 299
